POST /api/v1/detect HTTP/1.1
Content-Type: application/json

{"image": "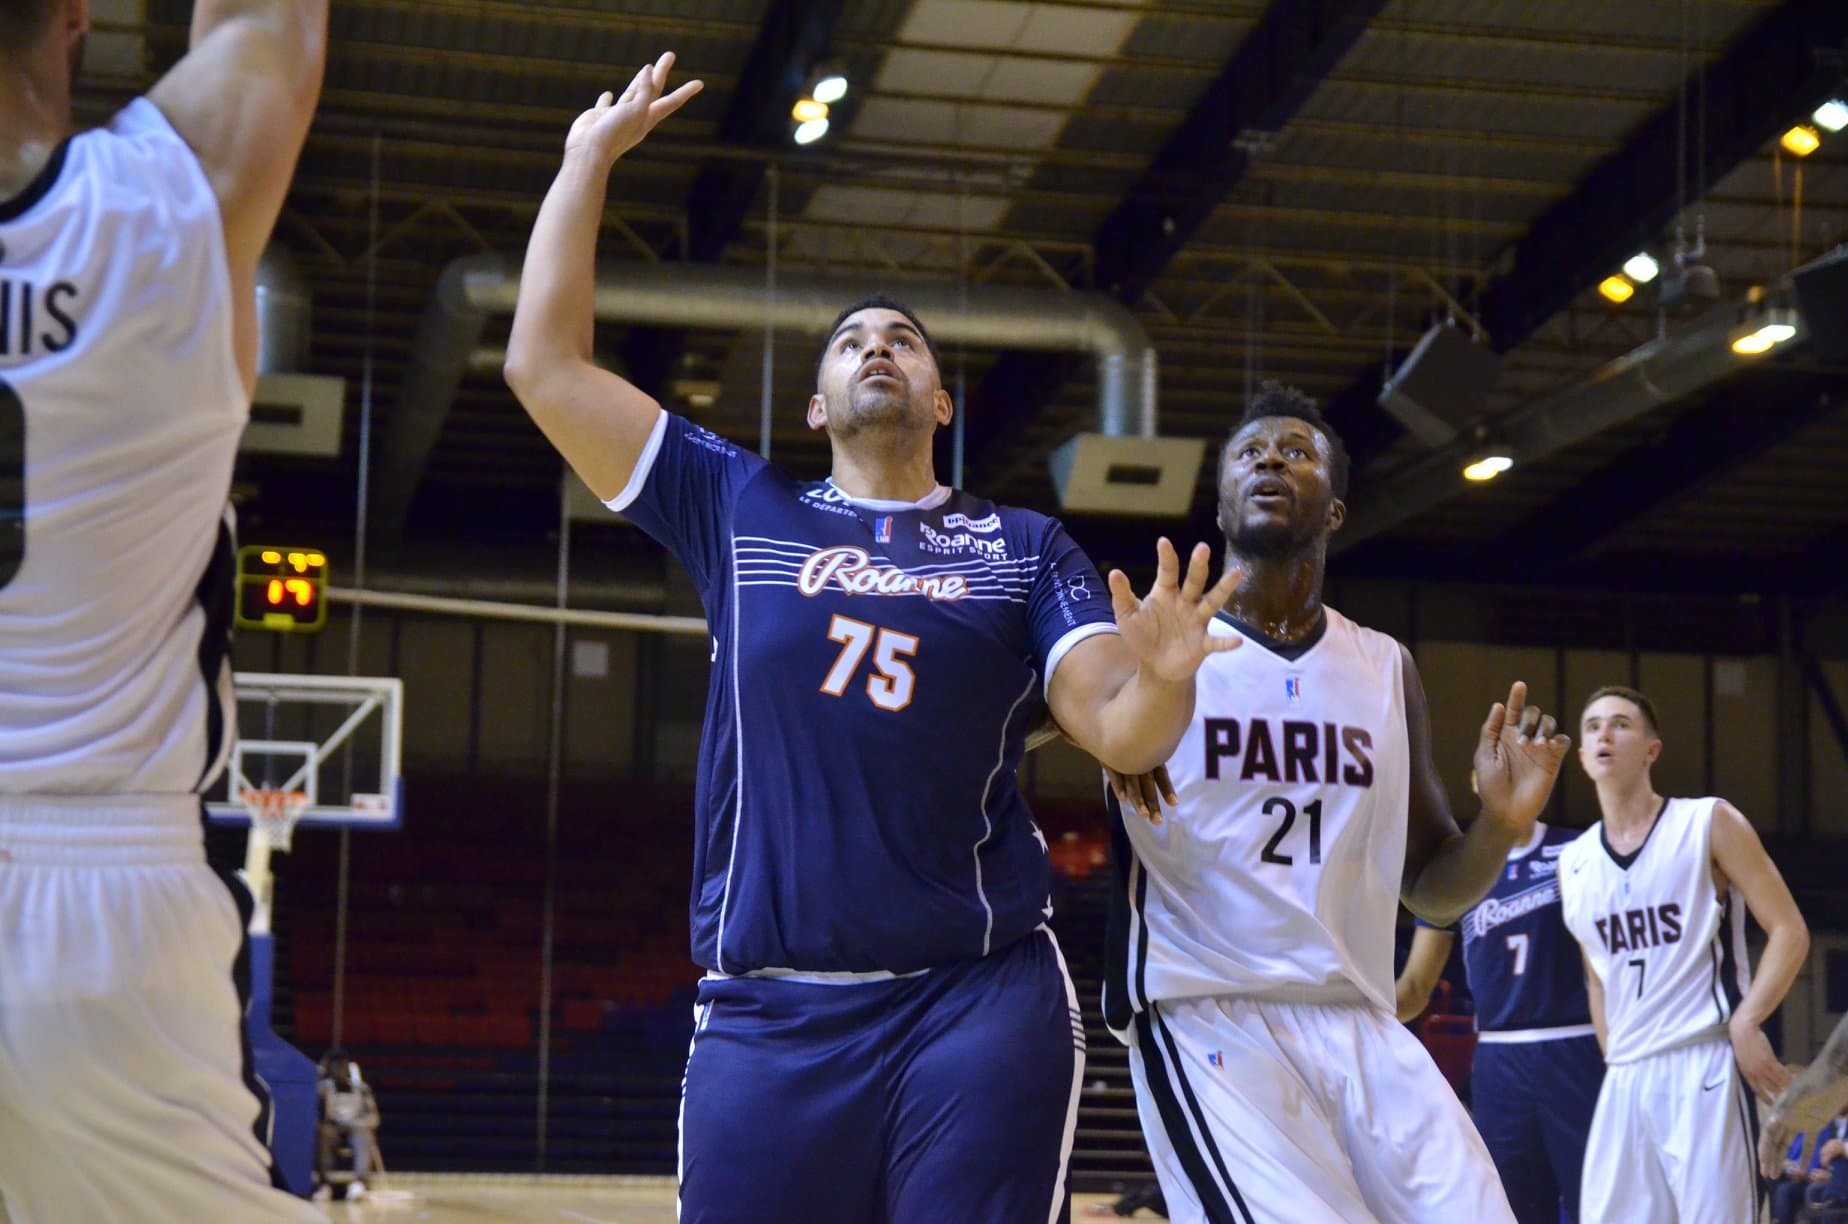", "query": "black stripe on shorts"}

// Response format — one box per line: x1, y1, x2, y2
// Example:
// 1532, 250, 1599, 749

1136, 1004, 1255, 1224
